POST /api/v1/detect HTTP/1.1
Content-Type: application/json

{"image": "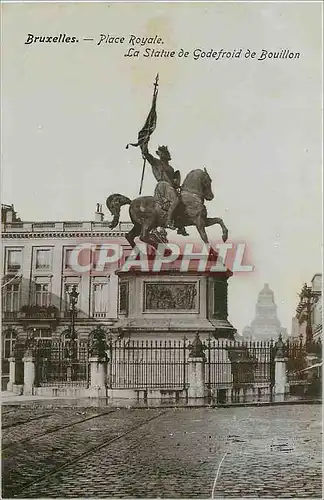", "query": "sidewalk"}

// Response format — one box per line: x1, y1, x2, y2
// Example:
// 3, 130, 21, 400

1, 391, 85, 404
1, 390, 321, 408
